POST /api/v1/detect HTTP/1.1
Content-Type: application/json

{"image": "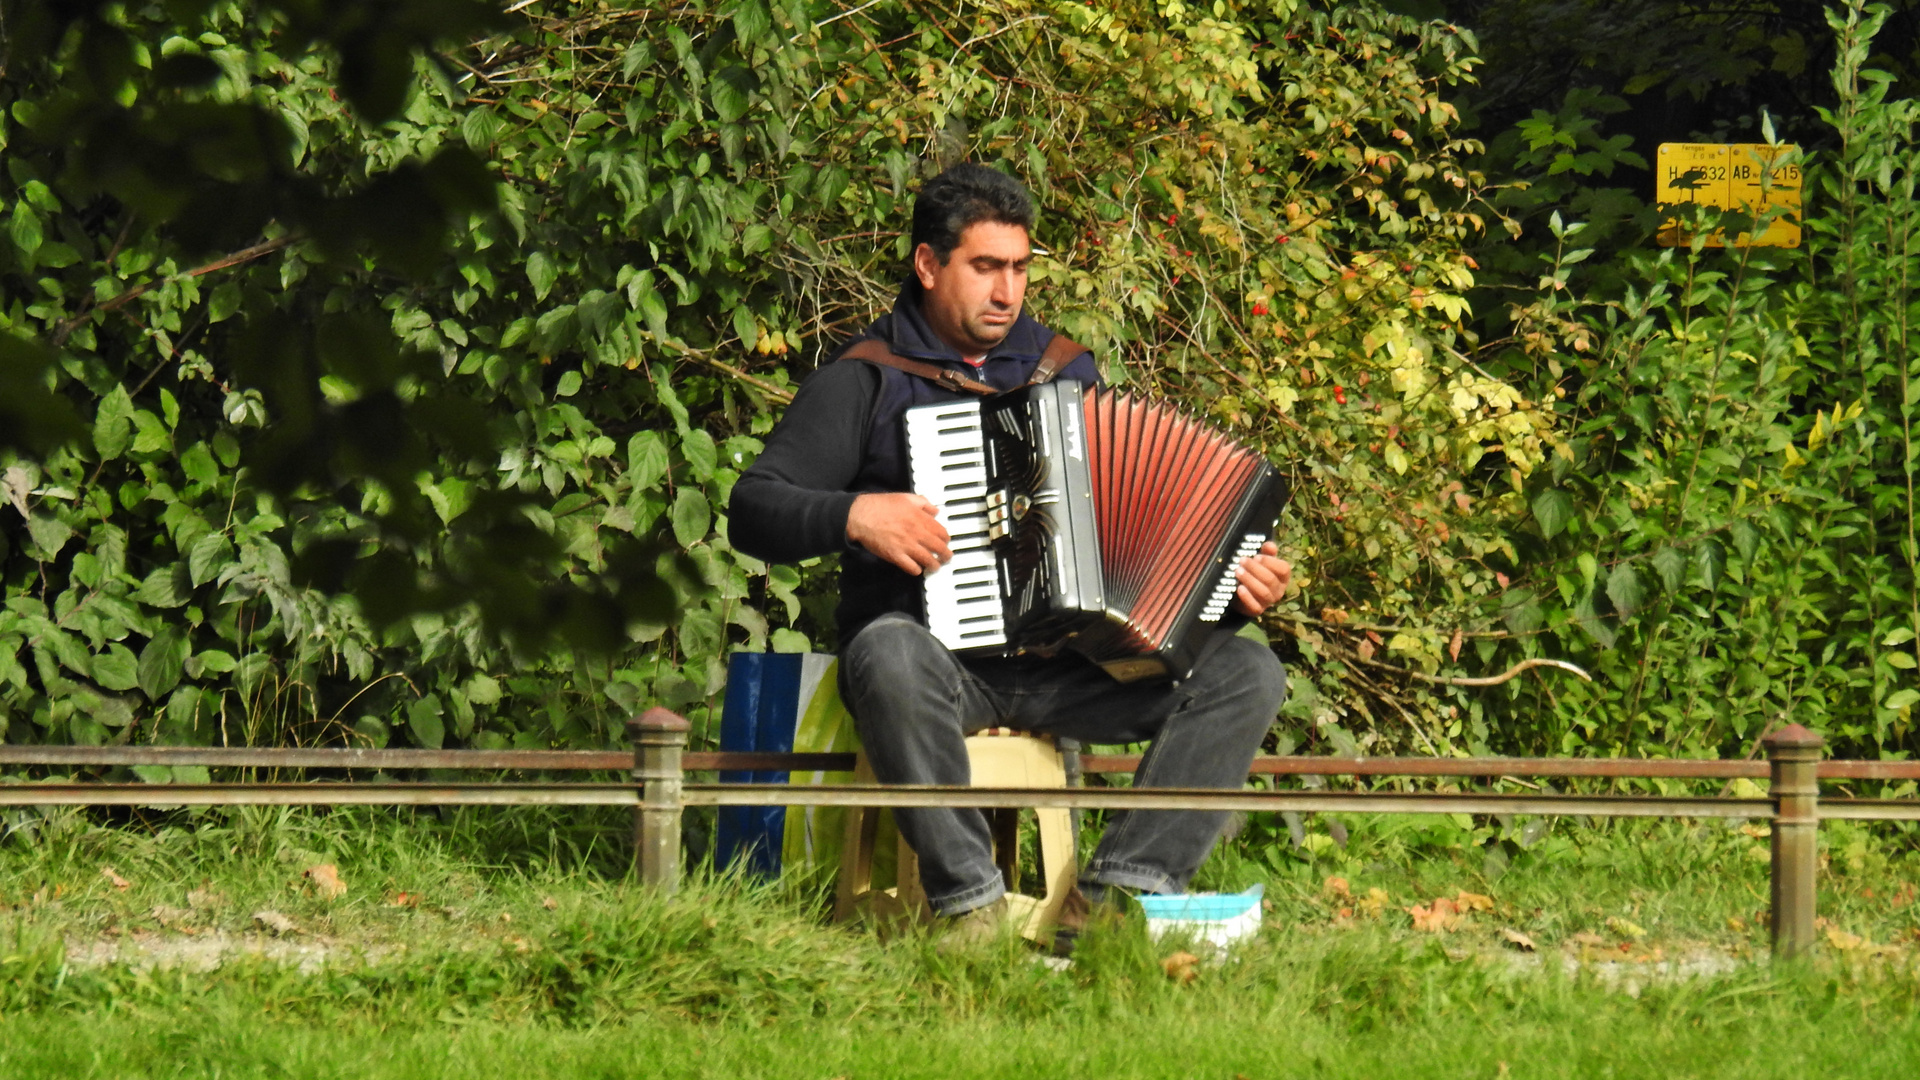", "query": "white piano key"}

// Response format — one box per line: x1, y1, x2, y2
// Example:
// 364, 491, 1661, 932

909, 397, 1008, 650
